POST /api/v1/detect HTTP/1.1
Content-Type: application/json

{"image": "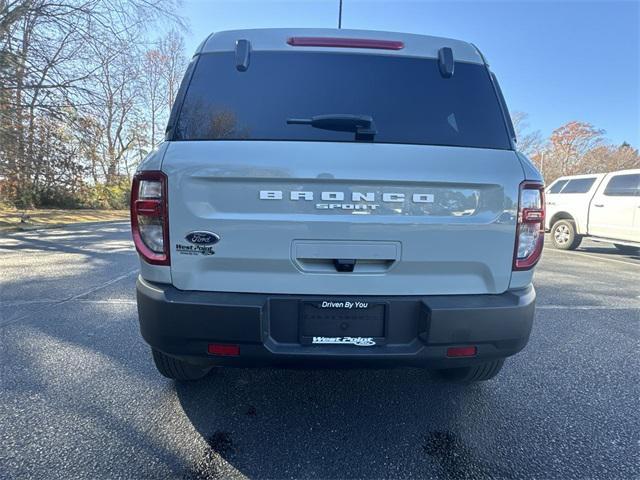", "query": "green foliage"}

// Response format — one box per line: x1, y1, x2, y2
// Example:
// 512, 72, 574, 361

1, 178, 132, 210
81, 178, 131, 209
33, 189, 82, 209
